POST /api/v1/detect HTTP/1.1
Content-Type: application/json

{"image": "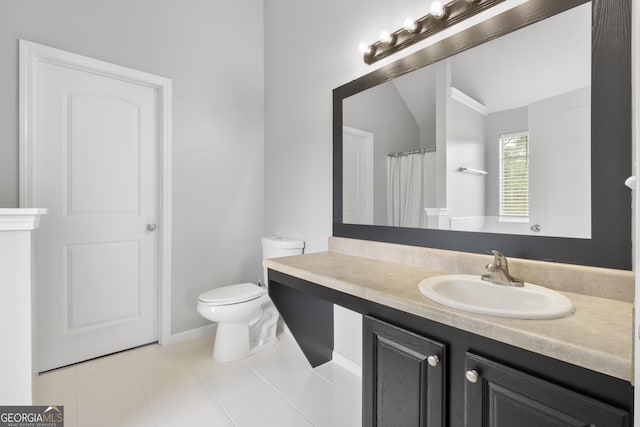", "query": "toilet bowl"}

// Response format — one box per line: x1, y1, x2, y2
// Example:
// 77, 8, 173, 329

197, 236, 304, 362
197, 283, 271, 361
